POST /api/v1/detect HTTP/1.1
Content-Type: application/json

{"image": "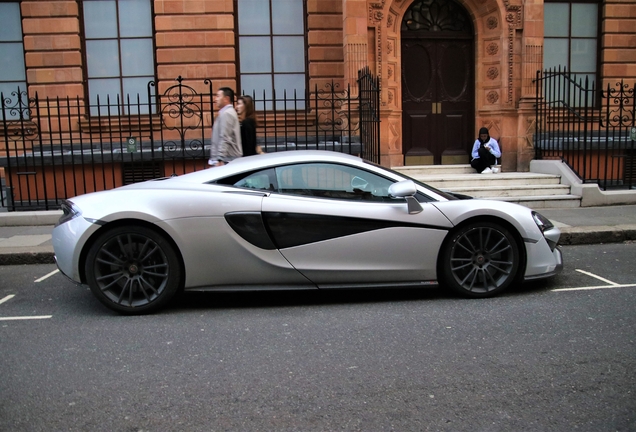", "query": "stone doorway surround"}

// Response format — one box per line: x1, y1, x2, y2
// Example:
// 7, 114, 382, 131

342, 0, 540, 172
